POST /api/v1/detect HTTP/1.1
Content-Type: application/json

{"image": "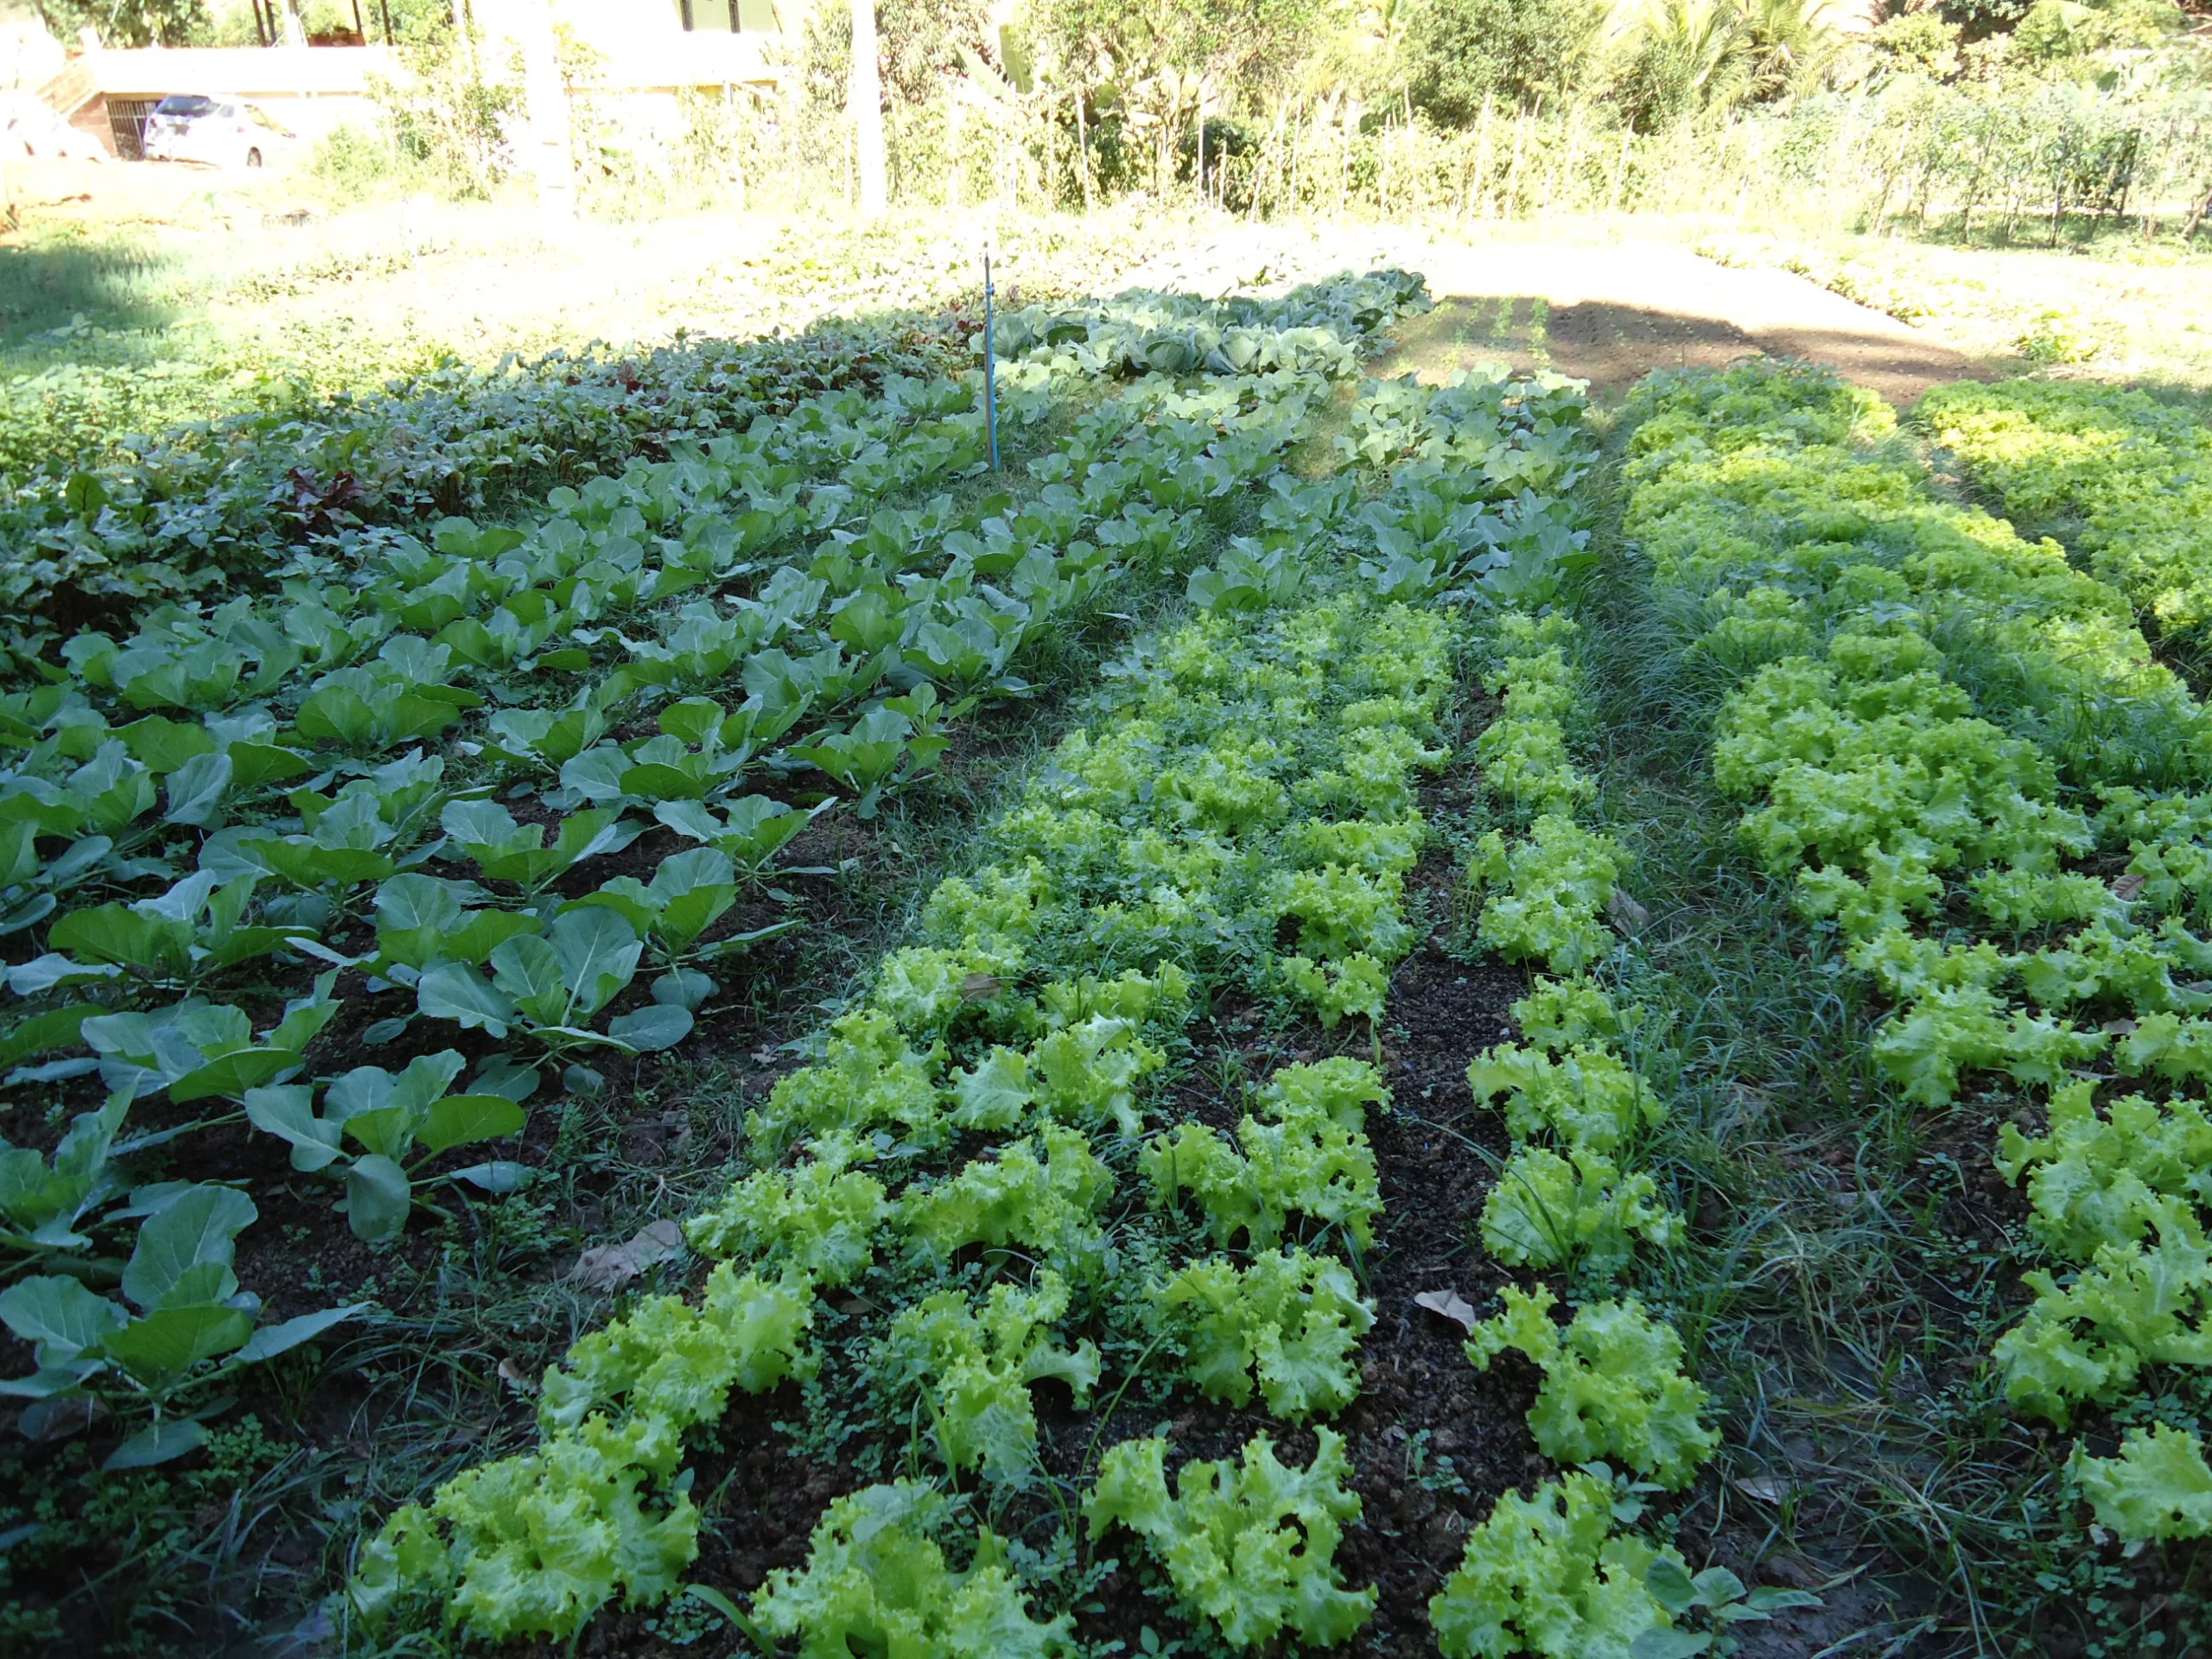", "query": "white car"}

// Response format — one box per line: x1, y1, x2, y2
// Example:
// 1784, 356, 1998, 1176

141, 94, 296, 169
